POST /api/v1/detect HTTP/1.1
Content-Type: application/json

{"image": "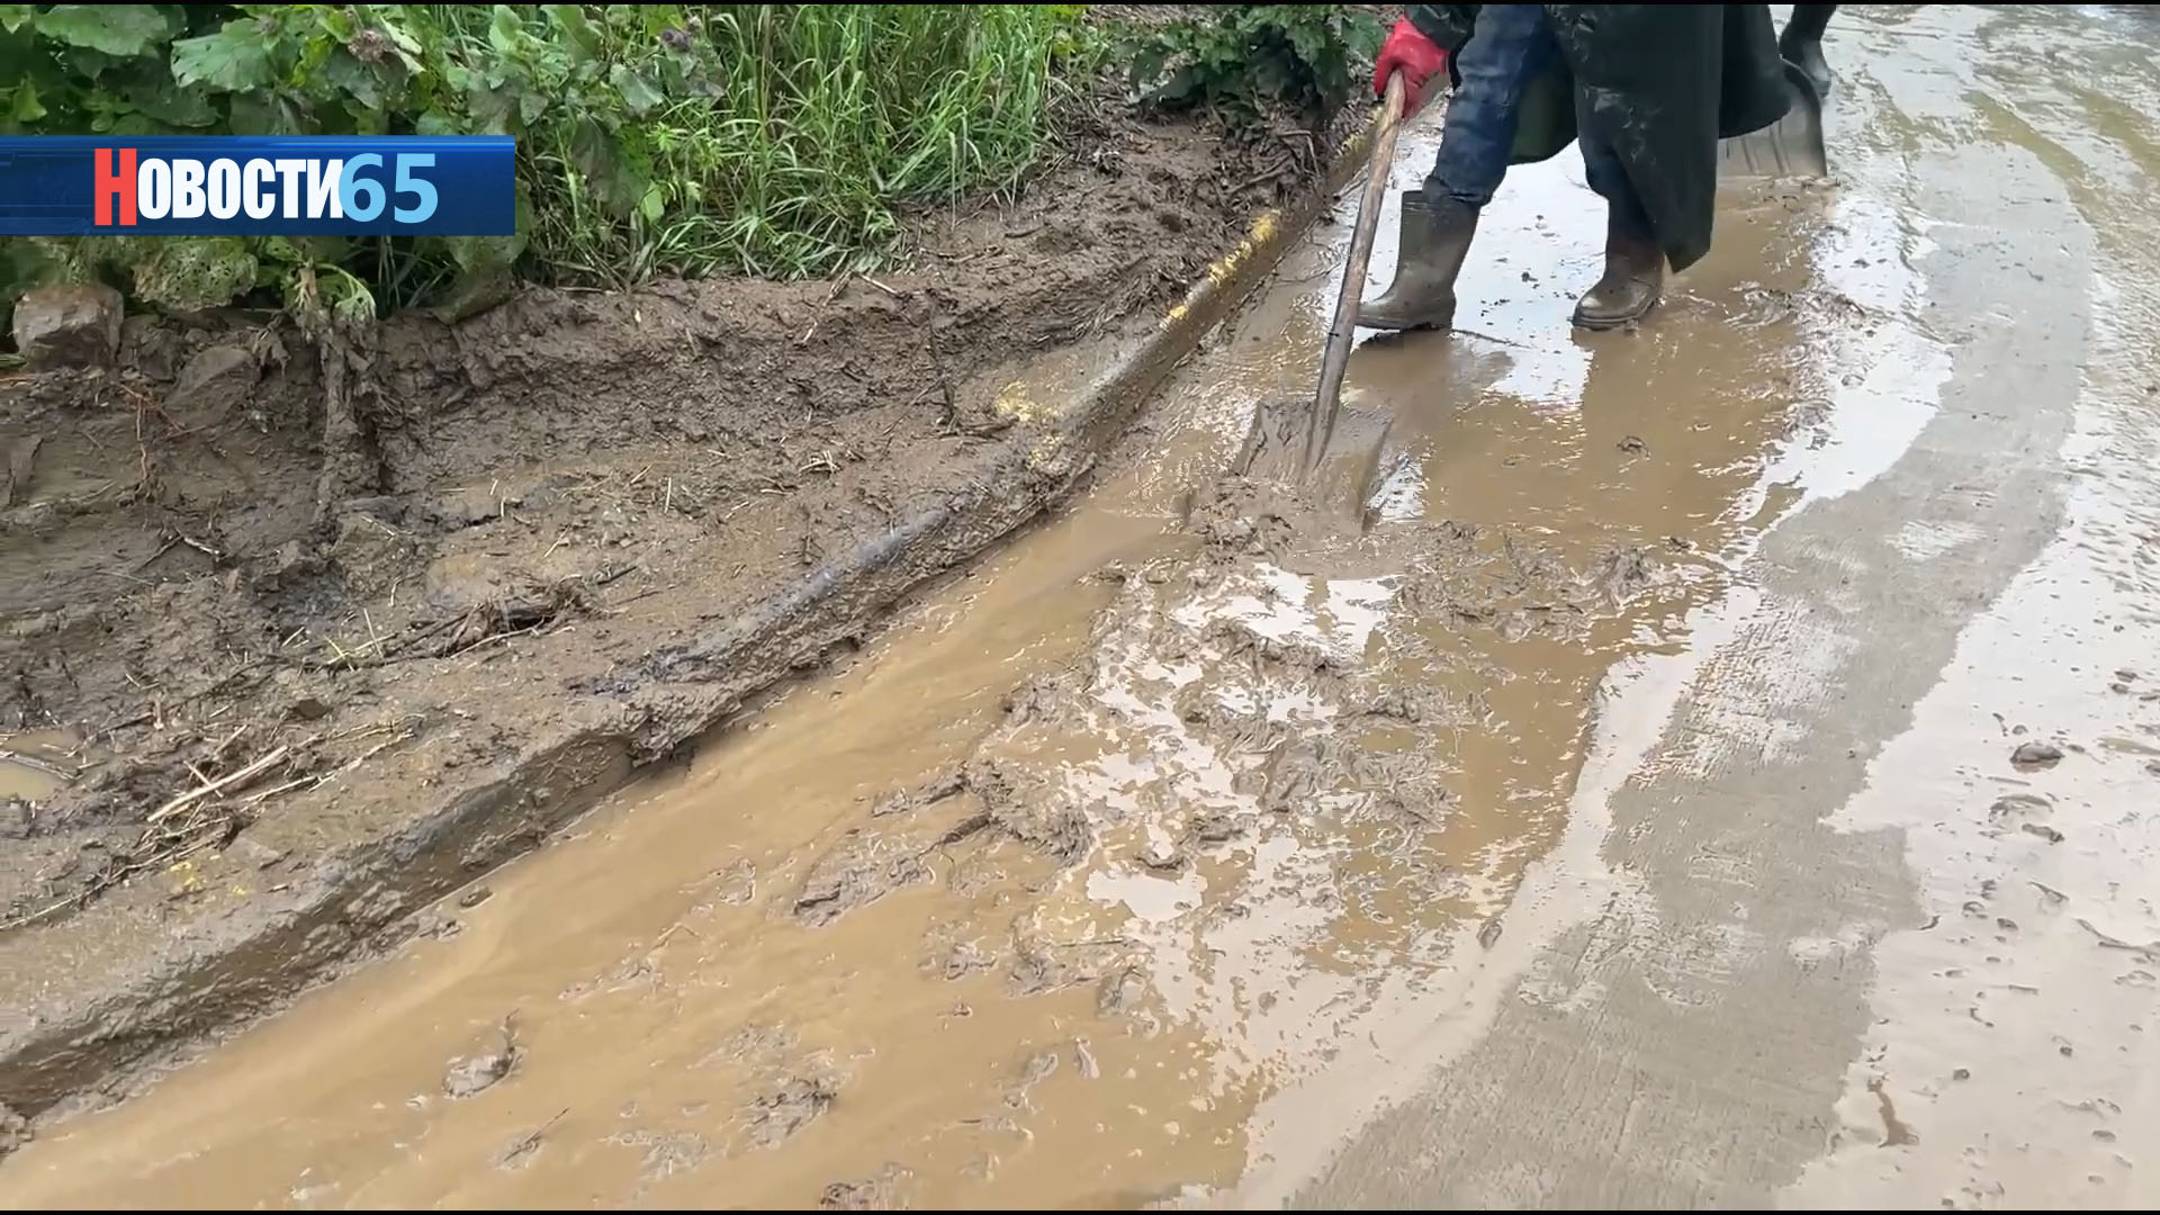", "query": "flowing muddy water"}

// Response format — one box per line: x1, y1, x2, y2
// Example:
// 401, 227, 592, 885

6, 6, 2159, 1208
